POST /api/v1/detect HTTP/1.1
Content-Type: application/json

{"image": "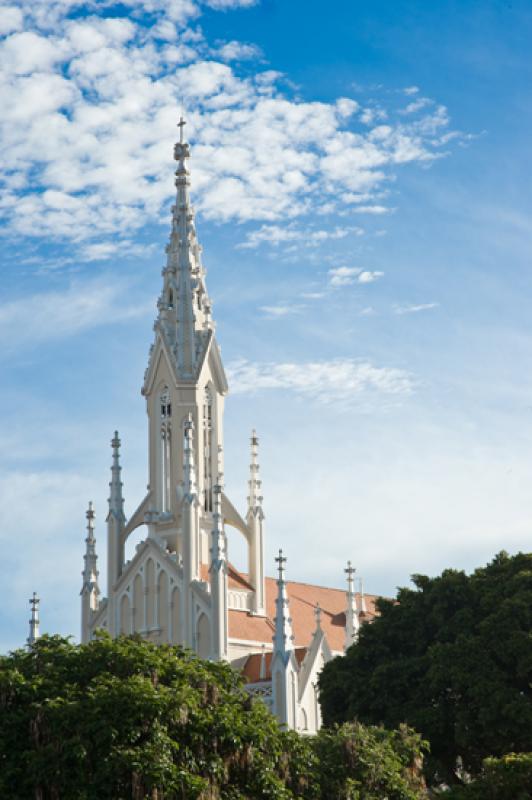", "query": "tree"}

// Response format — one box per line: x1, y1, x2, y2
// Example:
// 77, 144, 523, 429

318, 551, 532, 785
0, 634, 429, 799
0, 634, 295, 799
444, 753, 532, 800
